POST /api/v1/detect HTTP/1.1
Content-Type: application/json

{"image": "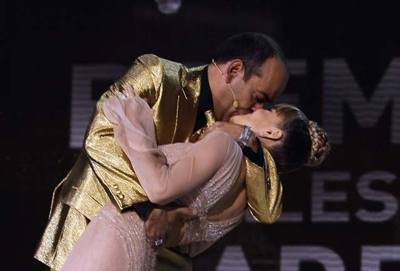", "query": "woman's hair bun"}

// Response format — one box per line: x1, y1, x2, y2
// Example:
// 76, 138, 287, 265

306, 121, 330, 167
